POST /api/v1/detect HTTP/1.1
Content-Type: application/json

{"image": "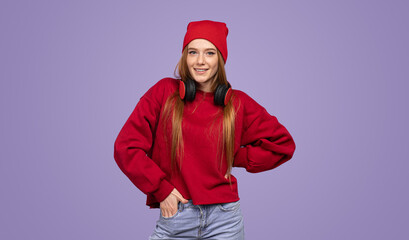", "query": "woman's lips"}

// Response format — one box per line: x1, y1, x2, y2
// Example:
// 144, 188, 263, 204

194, 68, 208, 74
